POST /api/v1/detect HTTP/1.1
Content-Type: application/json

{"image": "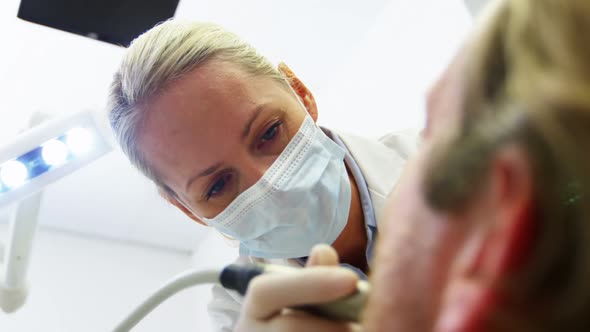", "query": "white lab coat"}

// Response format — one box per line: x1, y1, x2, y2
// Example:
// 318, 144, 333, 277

207, 129, 419, 331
